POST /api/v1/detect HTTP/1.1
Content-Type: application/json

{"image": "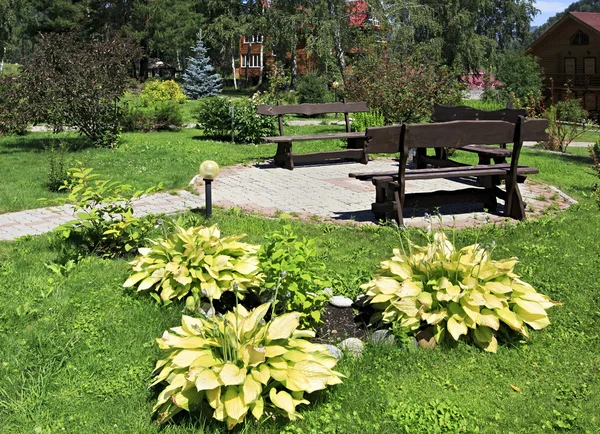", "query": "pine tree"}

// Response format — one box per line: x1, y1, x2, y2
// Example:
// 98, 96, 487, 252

183, 32, 222, 99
